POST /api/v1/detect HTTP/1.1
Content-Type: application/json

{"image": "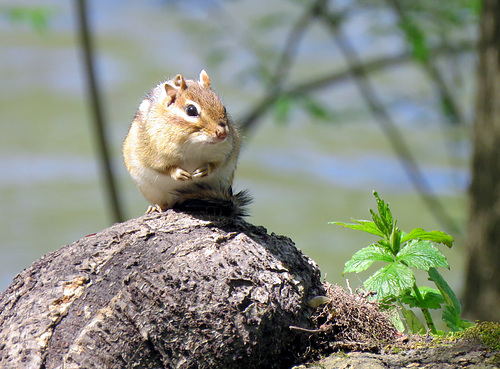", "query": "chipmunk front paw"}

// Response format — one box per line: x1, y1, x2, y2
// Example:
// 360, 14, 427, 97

192, 163, 211, 178
172, 167, 192, 181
